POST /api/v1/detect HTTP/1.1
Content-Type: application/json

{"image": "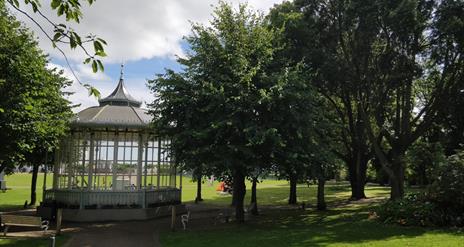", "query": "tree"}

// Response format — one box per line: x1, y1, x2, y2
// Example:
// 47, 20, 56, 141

0, 2, 72, 204
272, 0, 463, 199
268, 0, 373, 200
149, 2, 276, 222
354, 0, 463, 199
268, 65, 323, 205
